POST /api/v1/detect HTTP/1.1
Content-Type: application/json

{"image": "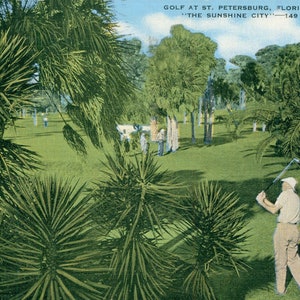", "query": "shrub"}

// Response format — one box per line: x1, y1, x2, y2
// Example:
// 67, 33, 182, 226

170, 181, 249, 300
92, 151, 182, 300
0, 176, 109, 300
